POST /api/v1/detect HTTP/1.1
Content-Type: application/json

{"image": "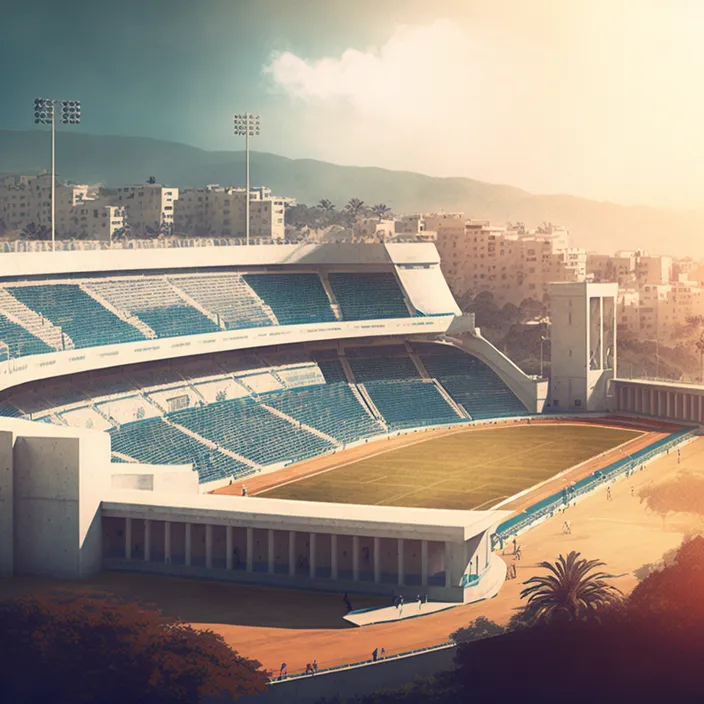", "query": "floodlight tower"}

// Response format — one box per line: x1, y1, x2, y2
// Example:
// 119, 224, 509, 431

233, 113, 260, 245
33, 97, 82, 251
